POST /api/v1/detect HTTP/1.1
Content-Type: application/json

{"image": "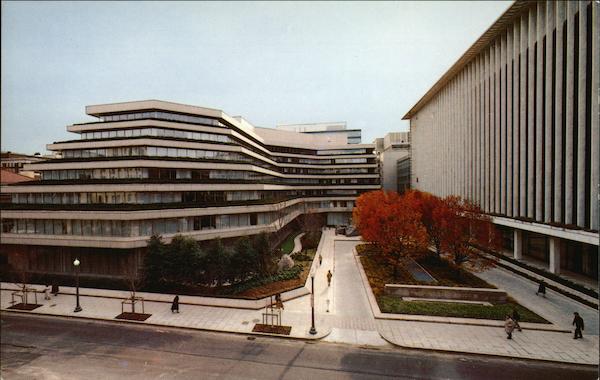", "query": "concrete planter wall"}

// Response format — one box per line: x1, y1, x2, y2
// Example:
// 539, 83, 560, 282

384, 284, 507, 303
